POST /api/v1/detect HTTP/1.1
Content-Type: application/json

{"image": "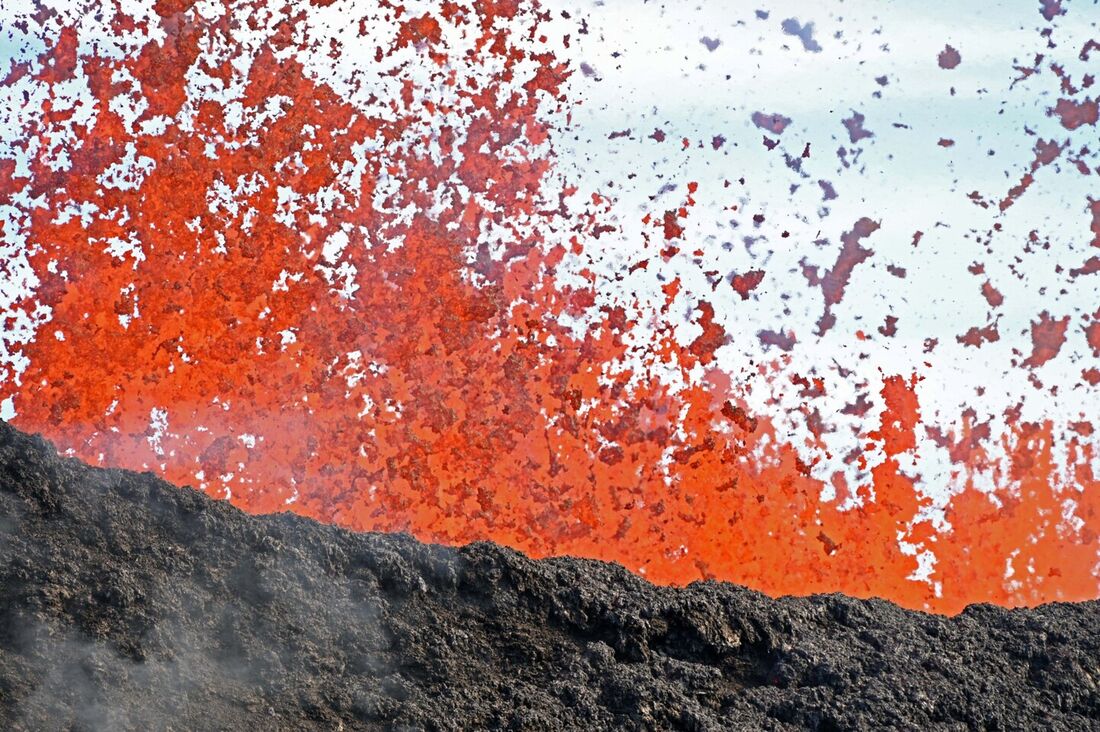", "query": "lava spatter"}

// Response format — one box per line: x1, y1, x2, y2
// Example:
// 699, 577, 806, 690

1, 0, 1098, 615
